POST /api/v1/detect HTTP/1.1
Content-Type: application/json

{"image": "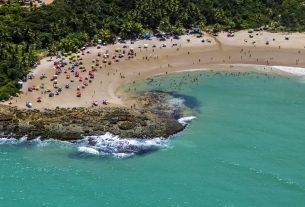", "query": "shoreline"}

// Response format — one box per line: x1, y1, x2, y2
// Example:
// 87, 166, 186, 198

1, 30, 305, 140
3, 30, 305, 110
